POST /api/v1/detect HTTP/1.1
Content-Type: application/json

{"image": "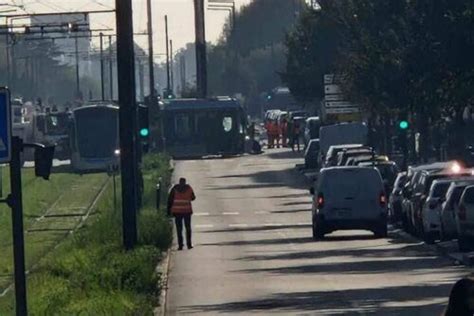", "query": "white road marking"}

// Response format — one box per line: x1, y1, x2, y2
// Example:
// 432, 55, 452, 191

194, 212, 210, 216
222, 212, 239, 215
229, 224, 249, 228
195, 224, 214, 228
296, 222, 312, 226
